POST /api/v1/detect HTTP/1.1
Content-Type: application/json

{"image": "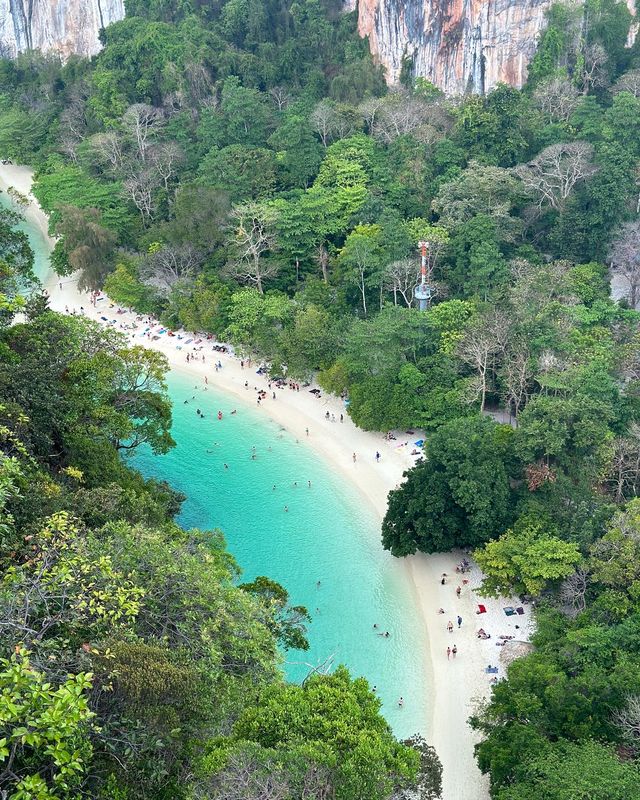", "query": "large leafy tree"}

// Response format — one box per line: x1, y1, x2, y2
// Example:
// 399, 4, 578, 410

0, 314, 173, 479
496, 741, 640, 800
209, 666, 425, 800
474, 519, 581, 596
0, 207, 36, 323
382, 417, 515, 555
